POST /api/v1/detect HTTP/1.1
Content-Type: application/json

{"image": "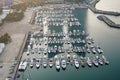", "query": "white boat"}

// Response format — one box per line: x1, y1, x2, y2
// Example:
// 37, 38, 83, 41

96, 46, 103, 53
92, 58, 99, 67
61, 59, 66, 69
36, 63, 40, 68
87, 48, 91, 53
86, 57, 92, 67
43, 55, 47, 67
101, 55, 109, 65
73, 55, 77, 60
73, 55, 79, 68
54, 55, 58, 60
36, 59, 40, 68
55, 60, 60, 70
74, 60, 79, 68
30, 59, 33, 68
92, 48, 97, 54
49, 58, 53, 67
43, 61, 47, 68
80, 59, 85, 67
26, 51, 30, 55
98, 58, 104, 65
96, 56, 103, 65
67, 54, 71, 64
18, 61, 27, 71
61, 55, 65, 60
